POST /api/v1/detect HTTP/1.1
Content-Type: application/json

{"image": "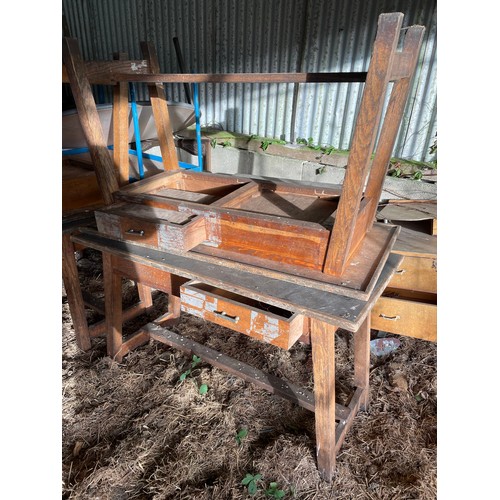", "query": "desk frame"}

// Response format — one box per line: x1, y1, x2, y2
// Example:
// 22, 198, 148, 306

64, 228, 401, 481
